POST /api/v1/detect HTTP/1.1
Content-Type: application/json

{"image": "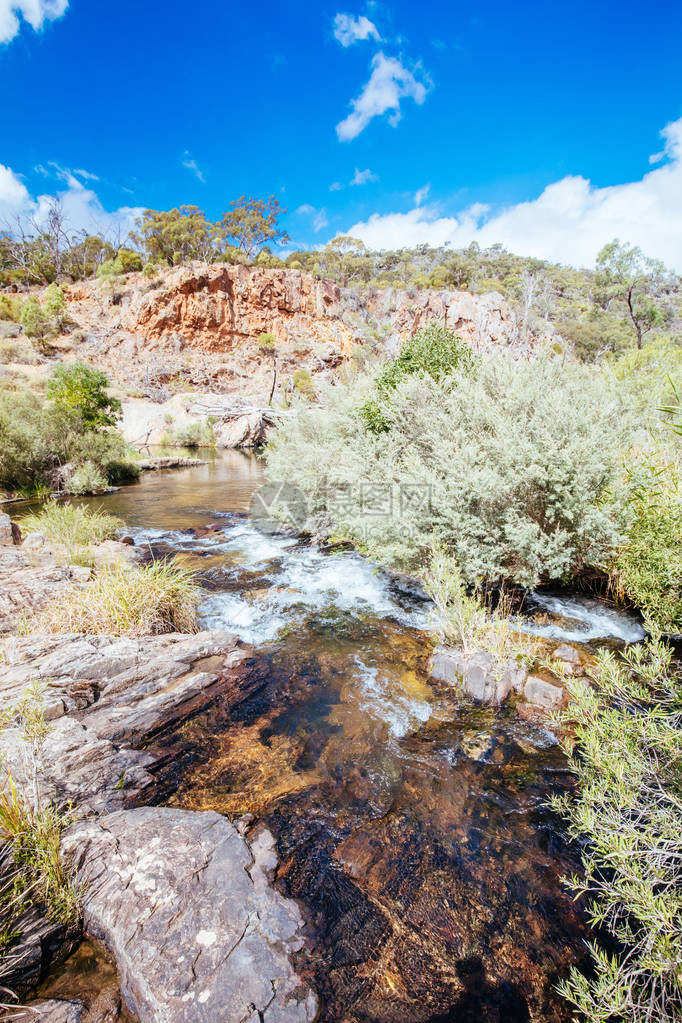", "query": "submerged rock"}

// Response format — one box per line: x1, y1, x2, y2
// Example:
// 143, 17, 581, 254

63, 808, 318, 1023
